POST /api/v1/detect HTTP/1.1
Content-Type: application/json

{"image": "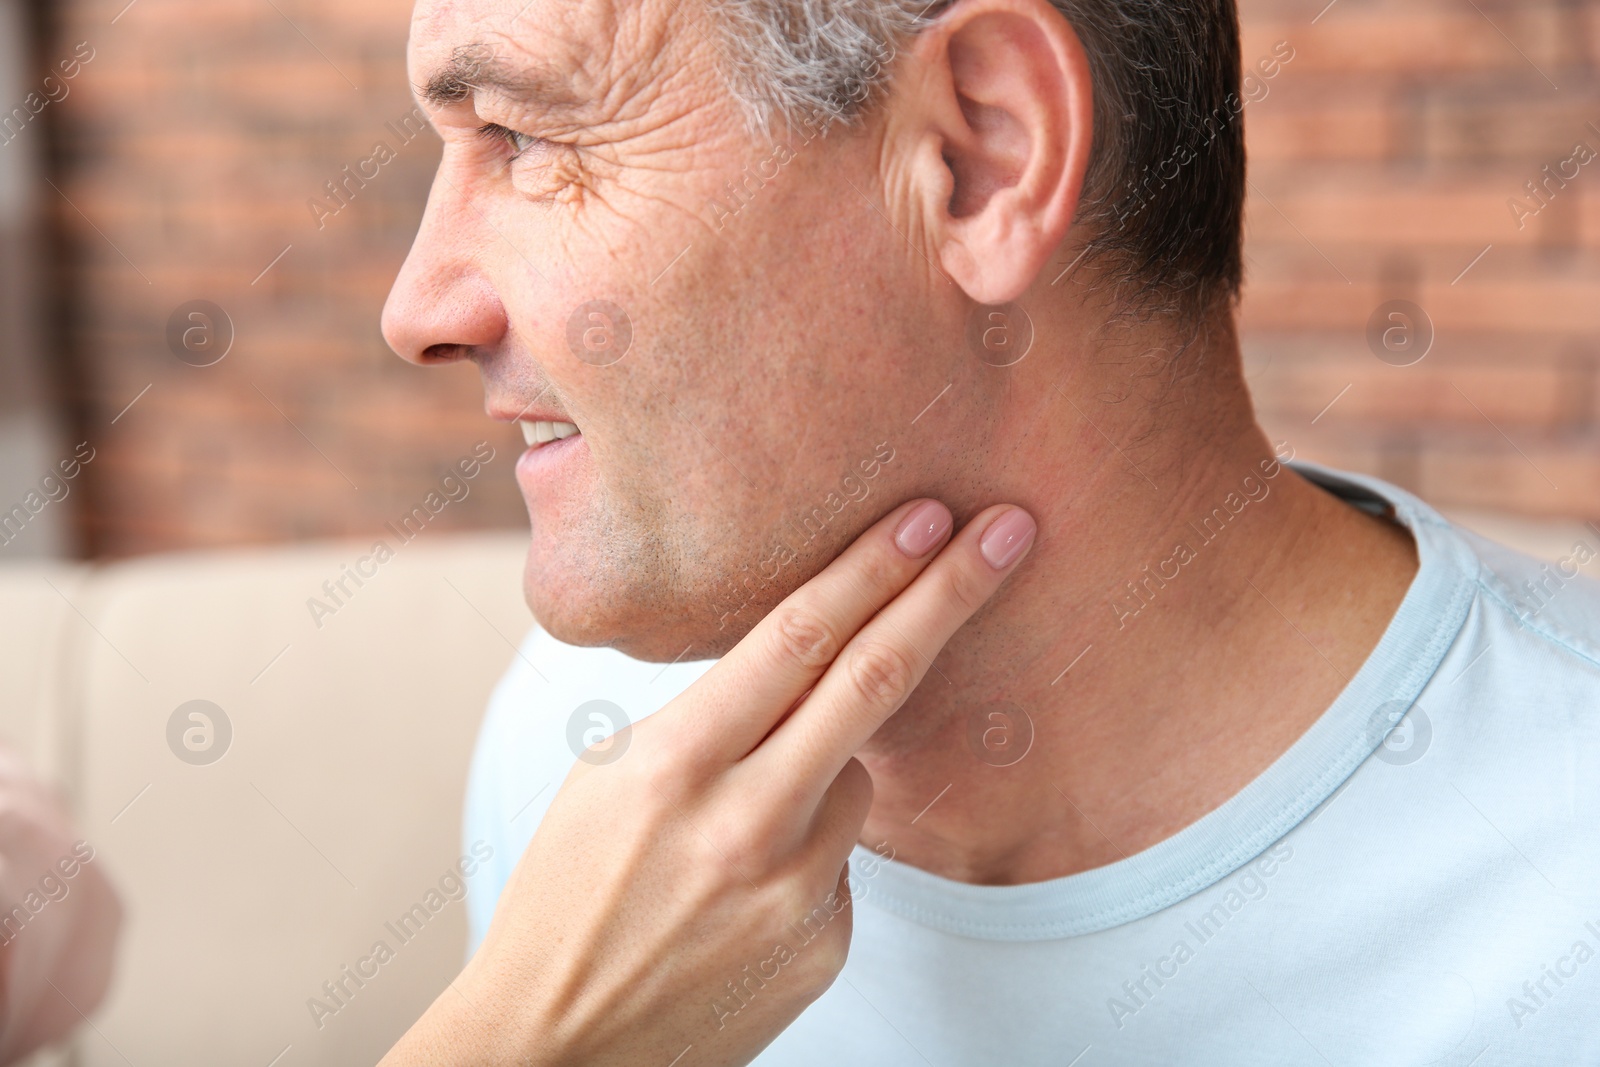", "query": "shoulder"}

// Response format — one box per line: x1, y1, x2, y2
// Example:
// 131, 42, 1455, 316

1290, 459, 1600, 678
468, 627, 694, 843
1403, 516, 1600, 787
462, 626, 718, 948
1455, 521, 1600, 674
